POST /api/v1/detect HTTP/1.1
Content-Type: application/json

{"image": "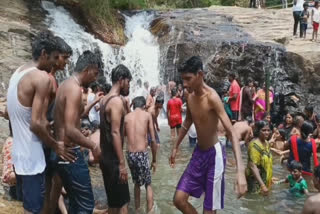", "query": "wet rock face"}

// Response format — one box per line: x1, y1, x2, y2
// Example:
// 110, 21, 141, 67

152, 8, 320, 113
